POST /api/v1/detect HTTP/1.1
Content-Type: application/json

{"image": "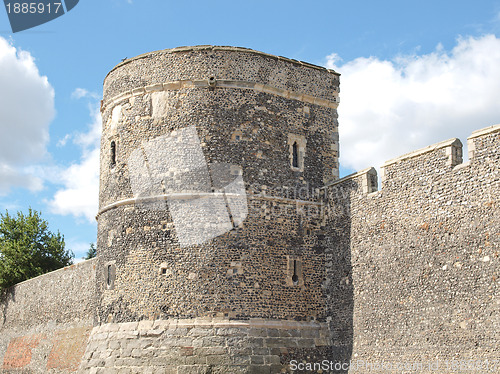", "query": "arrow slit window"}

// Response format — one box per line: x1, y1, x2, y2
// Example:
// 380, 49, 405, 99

288, 134, 306, 171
